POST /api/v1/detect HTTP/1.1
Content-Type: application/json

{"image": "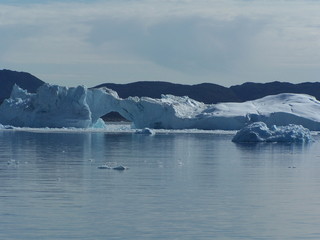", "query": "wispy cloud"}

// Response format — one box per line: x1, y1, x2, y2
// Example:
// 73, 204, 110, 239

0, 0, 320, 86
